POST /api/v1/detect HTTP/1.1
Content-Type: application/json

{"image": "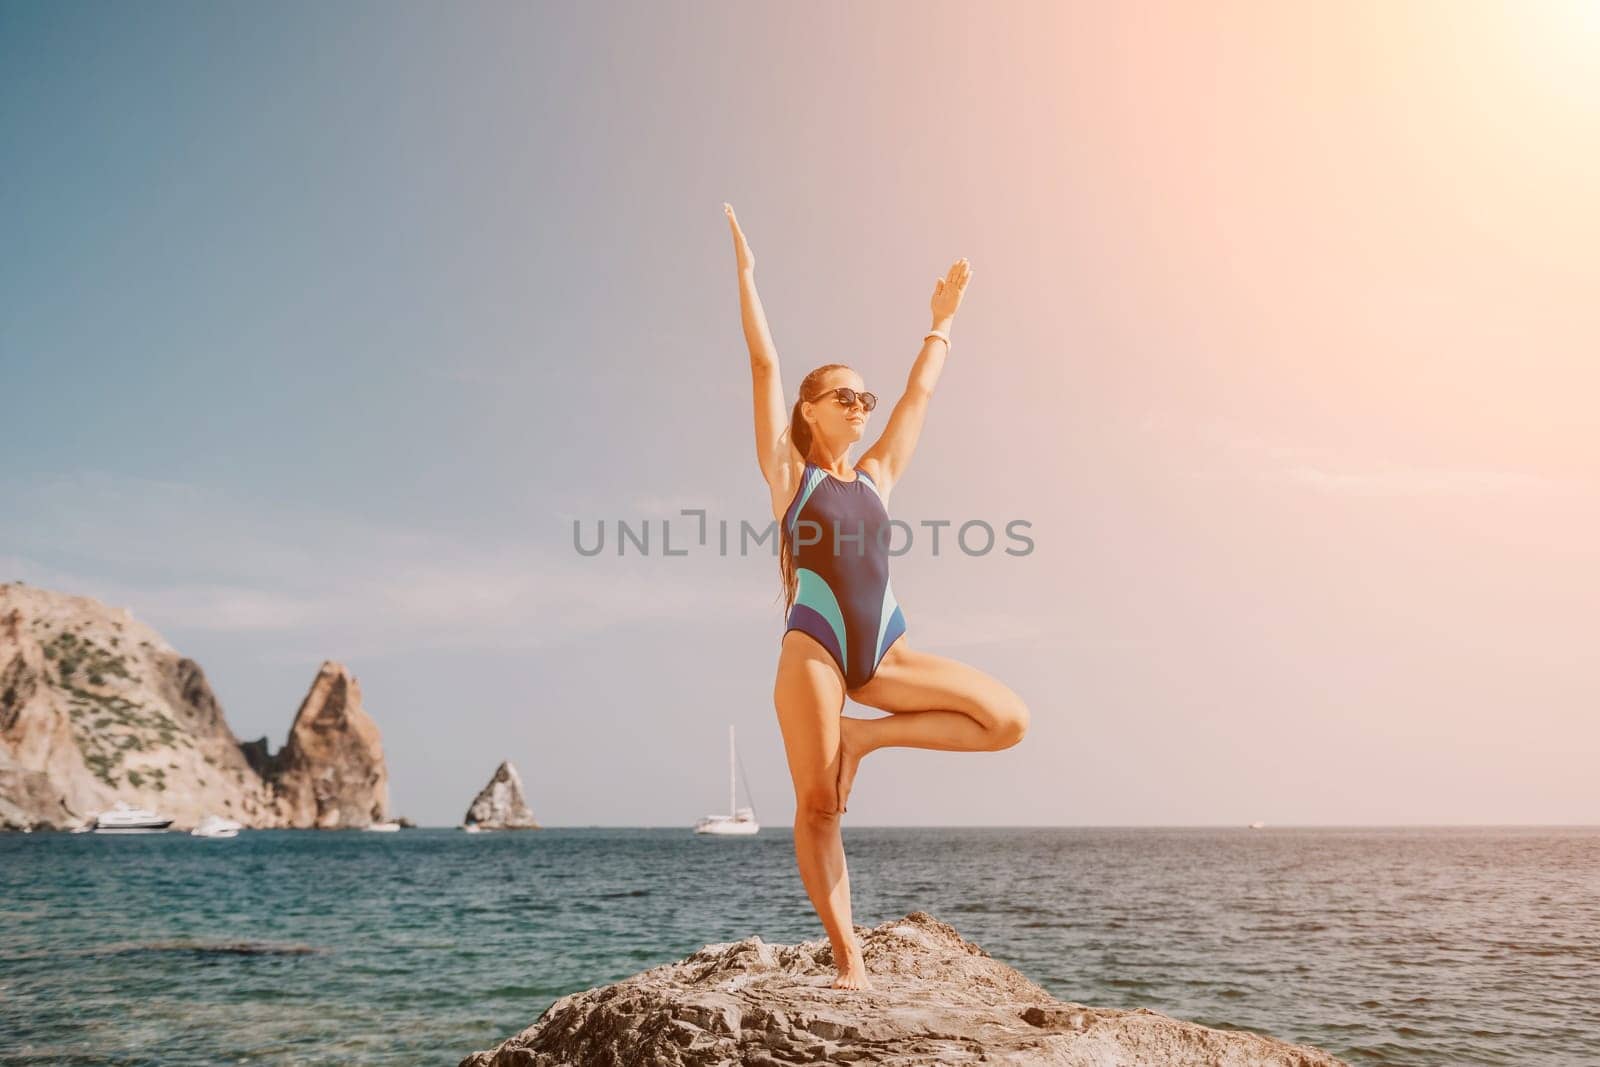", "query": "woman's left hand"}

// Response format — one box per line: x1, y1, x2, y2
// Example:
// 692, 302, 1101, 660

930, 257, 972, 322
724, 203, 756, 275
